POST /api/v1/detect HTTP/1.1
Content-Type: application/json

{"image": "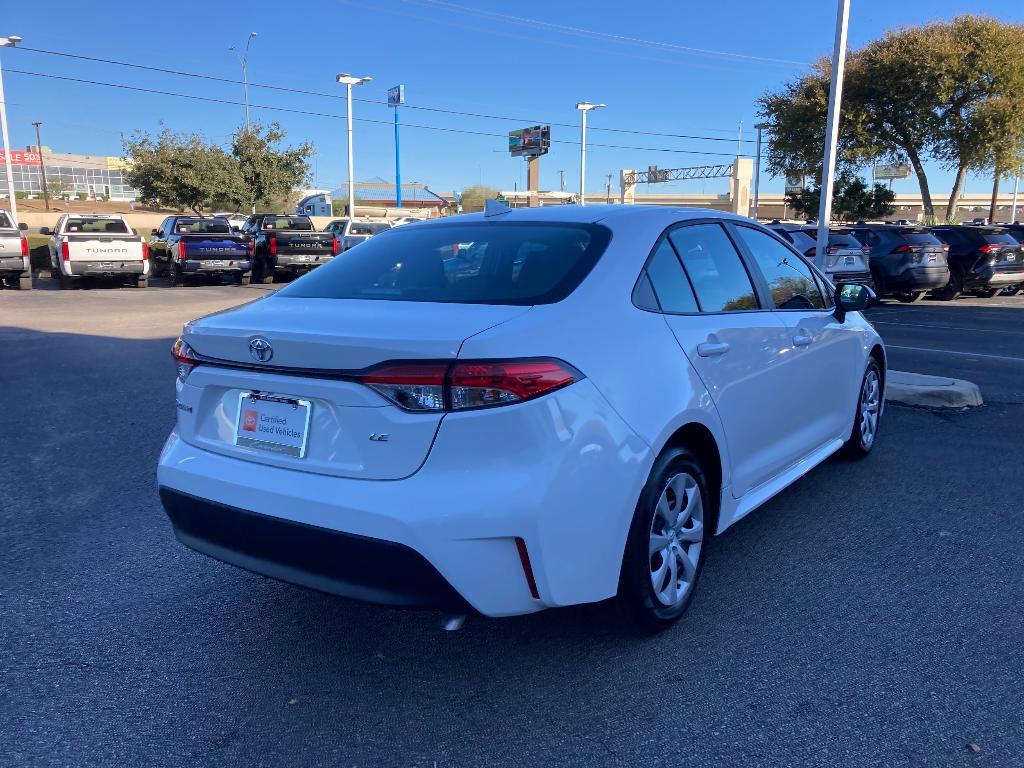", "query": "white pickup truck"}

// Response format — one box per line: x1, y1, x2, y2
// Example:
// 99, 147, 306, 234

0, 209, 31, 290
45, 214, 149, 288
